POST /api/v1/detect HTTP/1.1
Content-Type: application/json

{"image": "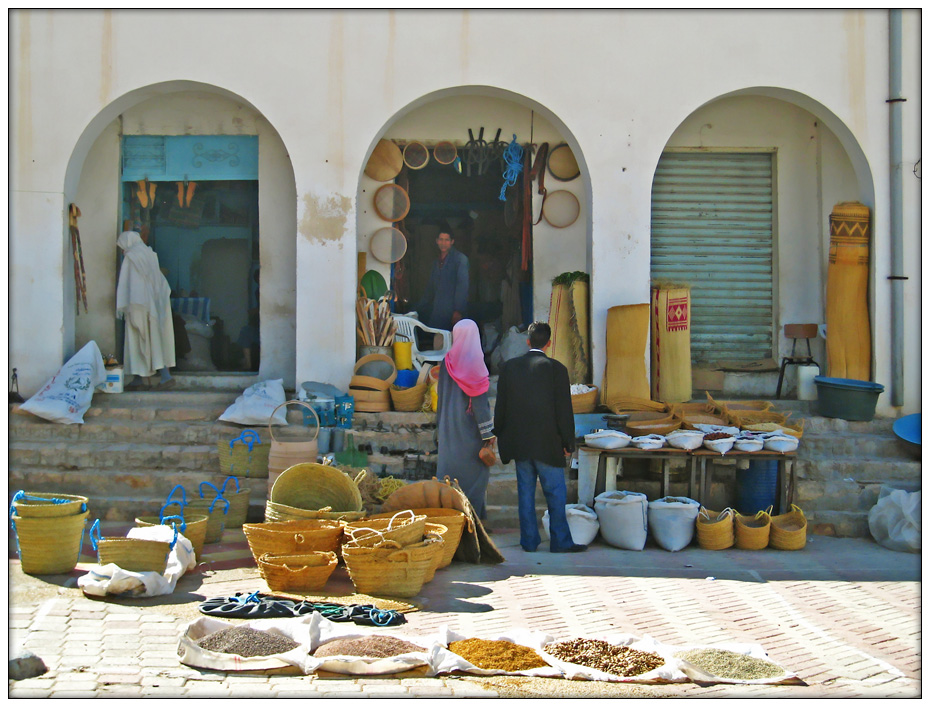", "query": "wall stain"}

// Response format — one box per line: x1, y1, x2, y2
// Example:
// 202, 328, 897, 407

100, 10, 112, 106
299, 193, 351, 244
